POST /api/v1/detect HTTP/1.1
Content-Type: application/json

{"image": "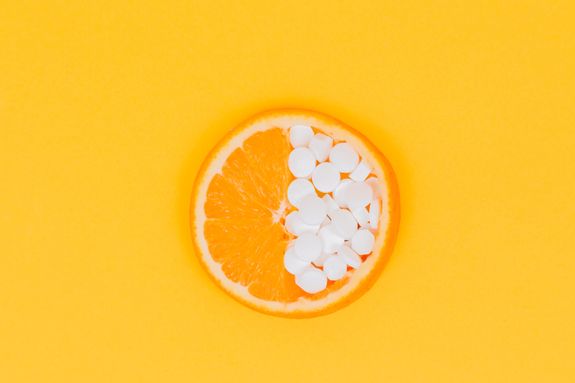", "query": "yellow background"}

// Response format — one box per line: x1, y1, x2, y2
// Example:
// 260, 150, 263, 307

1, 1, 574, 382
